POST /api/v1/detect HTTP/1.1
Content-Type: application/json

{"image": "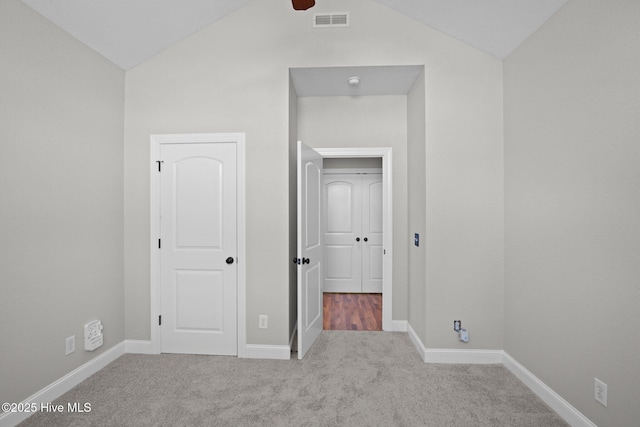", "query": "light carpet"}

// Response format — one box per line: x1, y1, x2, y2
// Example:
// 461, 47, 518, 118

20, 331, 568, 426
